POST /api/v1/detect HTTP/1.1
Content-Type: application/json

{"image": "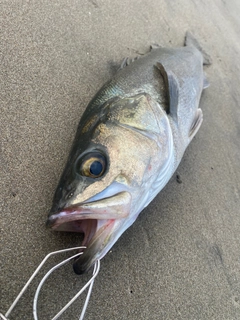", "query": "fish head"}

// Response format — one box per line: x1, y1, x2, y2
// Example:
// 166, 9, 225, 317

47, 93, 173, 273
